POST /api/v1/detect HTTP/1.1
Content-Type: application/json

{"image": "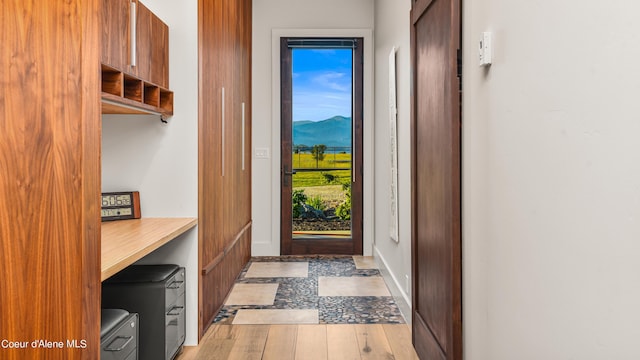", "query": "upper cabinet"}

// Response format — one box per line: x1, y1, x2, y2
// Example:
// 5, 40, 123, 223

135, 2, 169, 89
101, 0, 132, 73
100, 0, 173, 118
